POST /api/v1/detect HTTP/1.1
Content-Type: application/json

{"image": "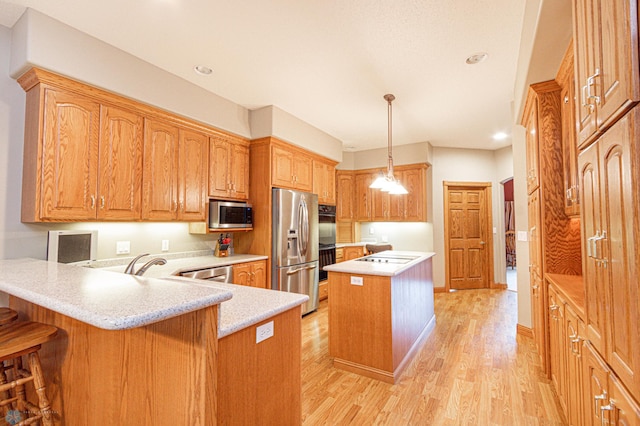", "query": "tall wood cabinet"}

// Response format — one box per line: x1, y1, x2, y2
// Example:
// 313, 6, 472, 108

522, 80, 583, 373
578, 108, 640, 400
573, 0, 640, 148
